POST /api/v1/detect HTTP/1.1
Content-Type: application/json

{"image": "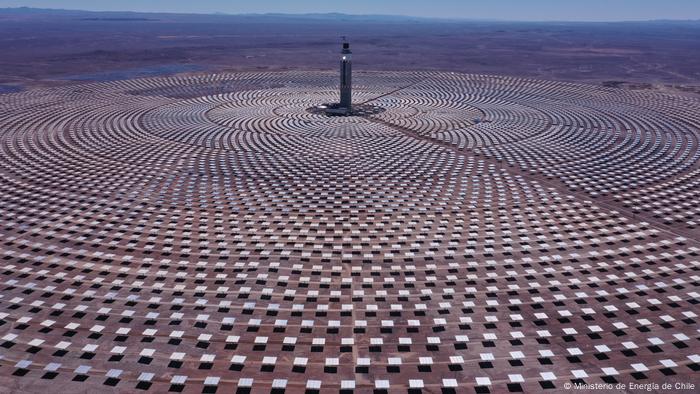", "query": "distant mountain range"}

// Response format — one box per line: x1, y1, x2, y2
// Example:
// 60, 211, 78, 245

0, 7, 437, 21
0, 7, 698, 24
